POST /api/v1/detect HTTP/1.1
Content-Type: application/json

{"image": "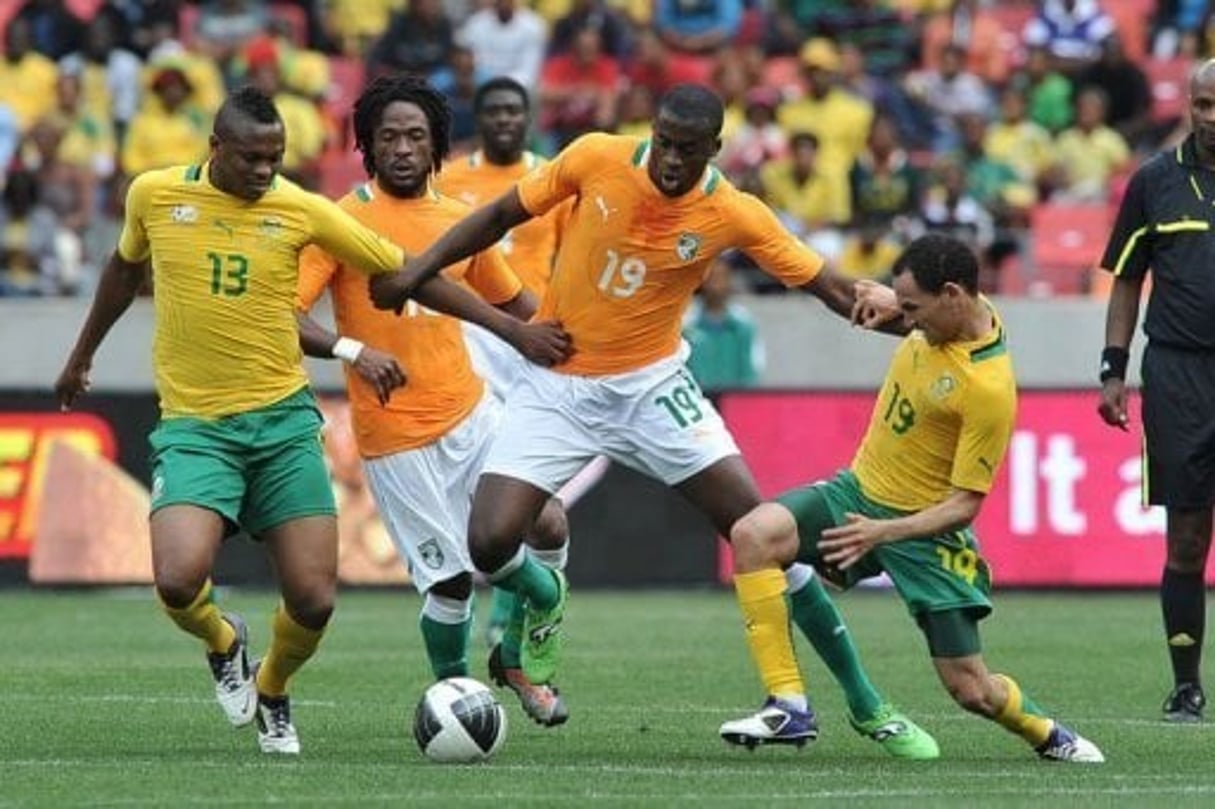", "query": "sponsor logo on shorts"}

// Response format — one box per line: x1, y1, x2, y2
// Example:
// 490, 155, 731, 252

418, 539, 445, 569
